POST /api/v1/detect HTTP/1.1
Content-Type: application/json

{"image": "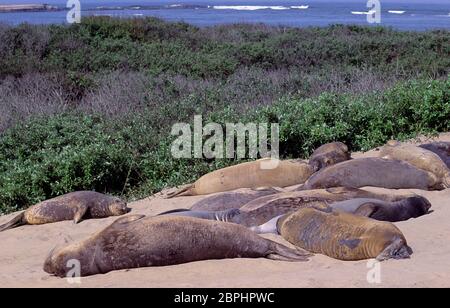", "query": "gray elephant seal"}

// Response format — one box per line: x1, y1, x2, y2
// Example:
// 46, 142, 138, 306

302, 157, 443, 191
380, 140, 450, 188
330, 196, 432, 222
420, 142, 450, 169
309, 142, 351, 171
158, 208, 242, 223
0, 191, 129, 232
43, 215, 311, 277
264, 208, 413, 261
191, 187, 282, 212
162, 187, 419, 227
